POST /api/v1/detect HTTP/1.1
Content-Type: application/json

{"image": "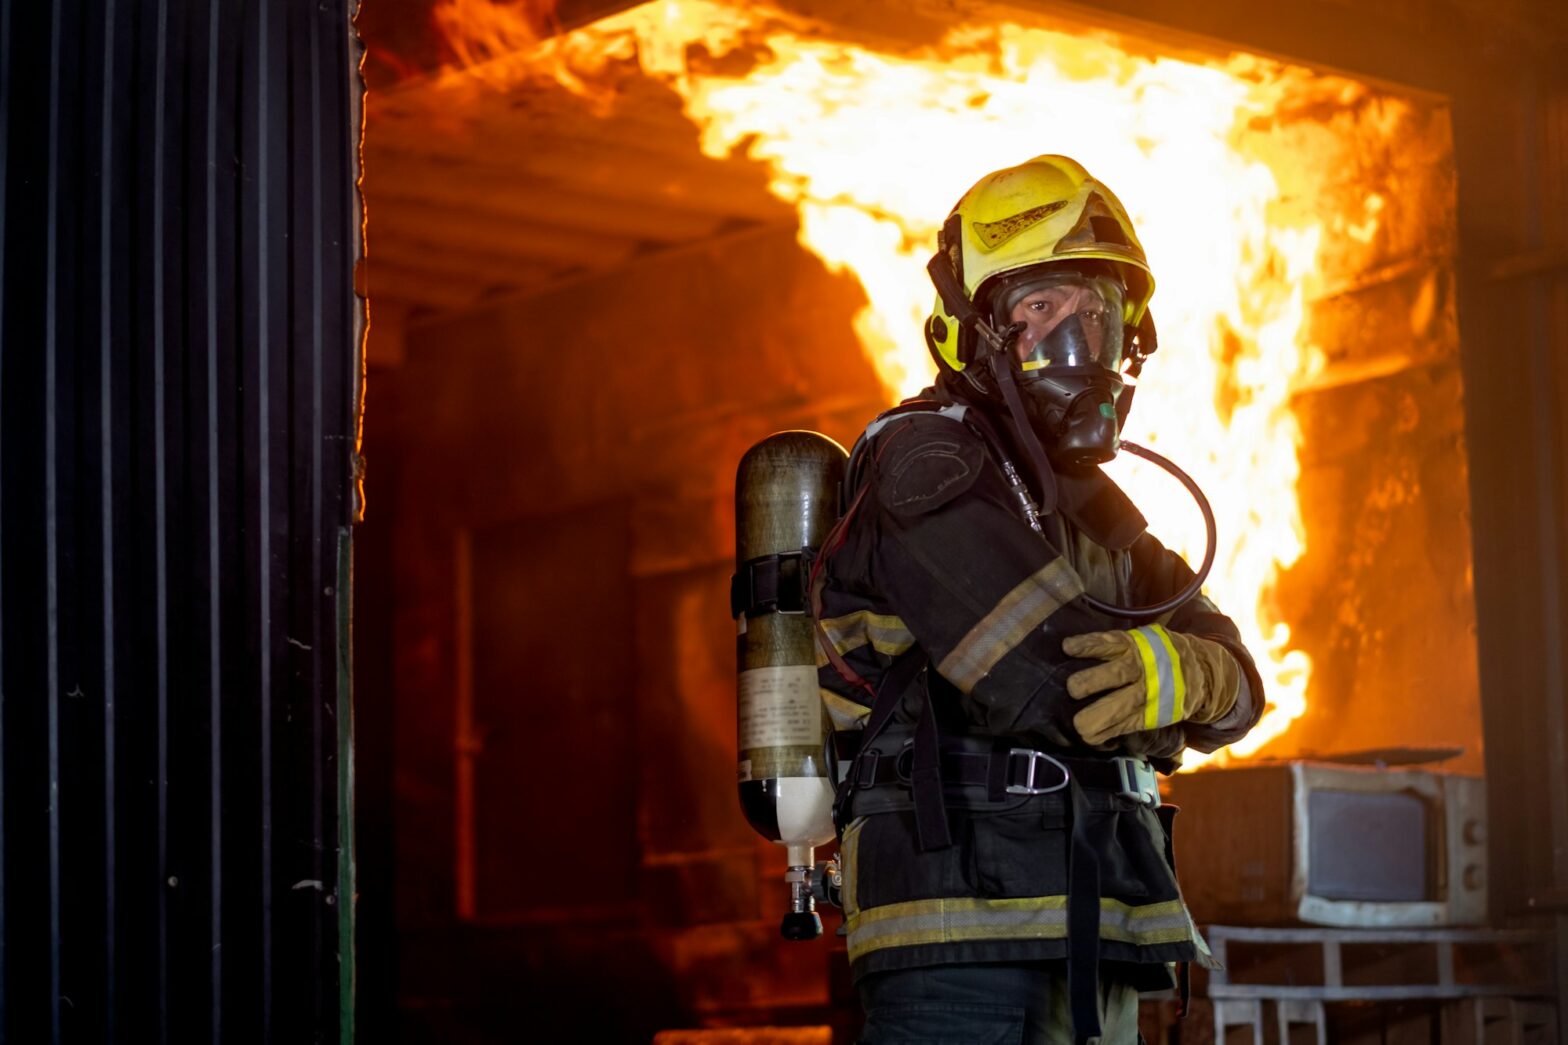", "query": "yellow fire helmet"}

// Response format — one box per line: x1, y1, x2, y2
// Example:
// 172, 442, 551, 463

925, 154, 1156, 379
